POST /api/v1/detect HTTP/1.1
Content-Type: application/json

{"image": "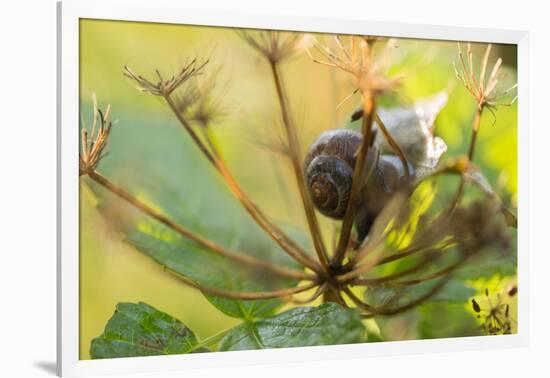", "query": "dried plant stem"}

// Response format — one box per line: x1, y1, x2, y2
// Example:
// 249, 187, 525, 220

165, 267, 319, 300
342, 286, 376, 312
188, 327, 233, 353
333, 92, 376, 265
467, 109, 483, 160
163, 95, 323, 274
333, 290, 350, 308
374, 112, 410, 178
361, 277, 451, 317
321, 286, 349, 307
350, 249, 467, 288
389, 258, 465, 286
349, 254, 437, 286
449, 108, 483, 212
338, 237, 455, 284
291, 282, 328, 304
198, 126, 220, 157
86, 170, 315, 281
322, 287, 342, 304
165, 96, 217, 165
374, 240, 455, 267
269, 62, 330, 272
